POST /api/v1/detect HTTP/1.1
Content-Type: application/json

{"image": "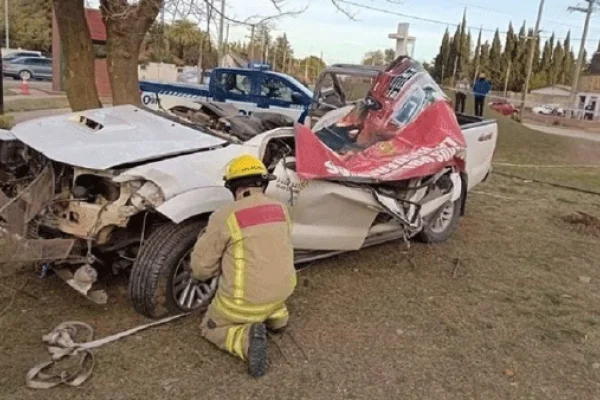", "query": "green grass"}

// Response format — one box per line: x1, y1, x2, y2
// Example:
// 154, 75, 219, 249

4, 96, 112, 113
0, 114, 14, 129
